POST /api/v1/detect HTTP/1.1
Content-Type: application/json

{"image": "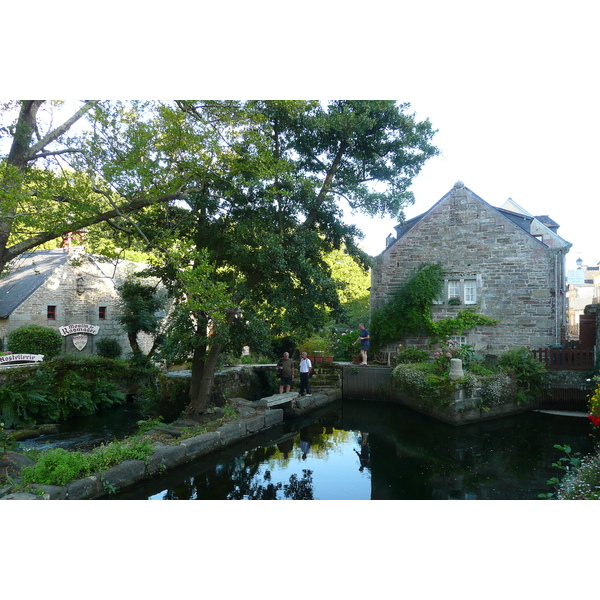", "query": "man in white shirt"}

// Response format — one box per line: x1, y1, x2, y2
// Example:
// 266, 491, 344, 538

298, 351, 313, 397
